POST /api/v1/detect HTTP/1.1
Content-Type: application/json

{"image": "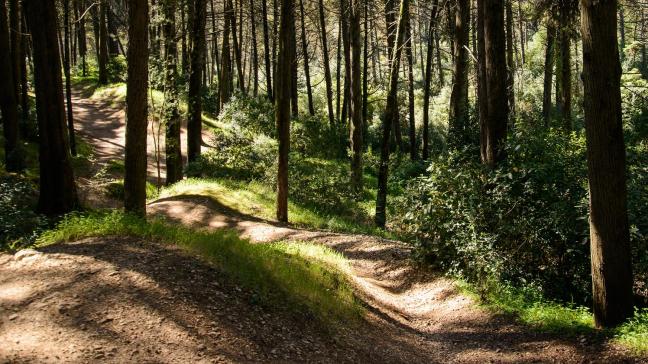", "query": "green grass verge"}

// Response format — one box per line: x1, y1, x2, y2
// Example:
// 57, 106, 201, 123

36, 211, 362, 326
458, 280, 648, 354
158, 178, 395, 238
